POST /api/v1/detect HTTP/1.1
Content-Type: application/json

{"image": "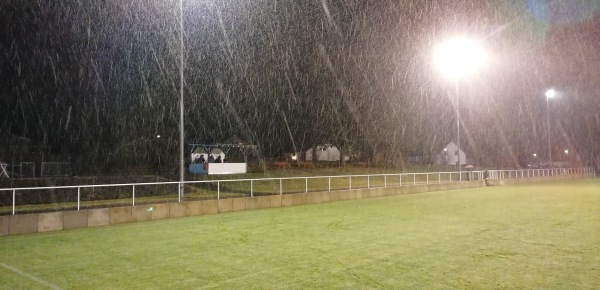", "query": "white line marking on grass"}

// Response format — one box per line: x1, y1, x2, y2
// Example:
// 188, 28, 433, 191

0, 261, 62, 290
198, 269, 272, 289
